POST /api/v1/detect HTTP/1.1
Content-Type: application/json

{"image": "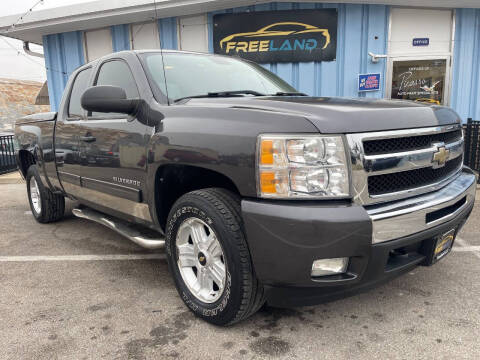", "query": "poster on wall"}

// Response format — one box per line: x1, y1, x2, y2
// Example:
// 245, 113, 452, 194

213, 9, 337, 63
391, 59, 446, 105
358, 73, 381, 92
